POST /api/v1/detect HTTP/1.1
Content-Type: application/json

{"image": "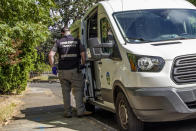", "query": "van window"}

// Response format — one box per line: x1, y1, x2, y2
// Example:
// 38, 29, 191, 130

100, 18, 121, 60
114, 9, 196, 43
100, 18, 115, 44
